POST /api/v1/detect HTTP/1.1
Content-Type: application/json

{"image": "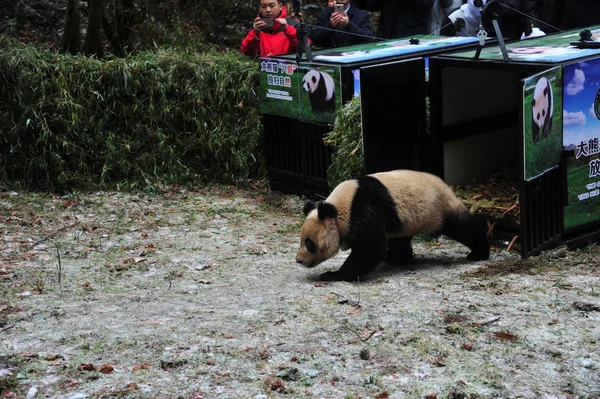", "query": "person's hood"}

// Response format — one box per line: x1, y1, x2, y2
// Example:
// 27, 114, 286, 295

461, 0, 487, 26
